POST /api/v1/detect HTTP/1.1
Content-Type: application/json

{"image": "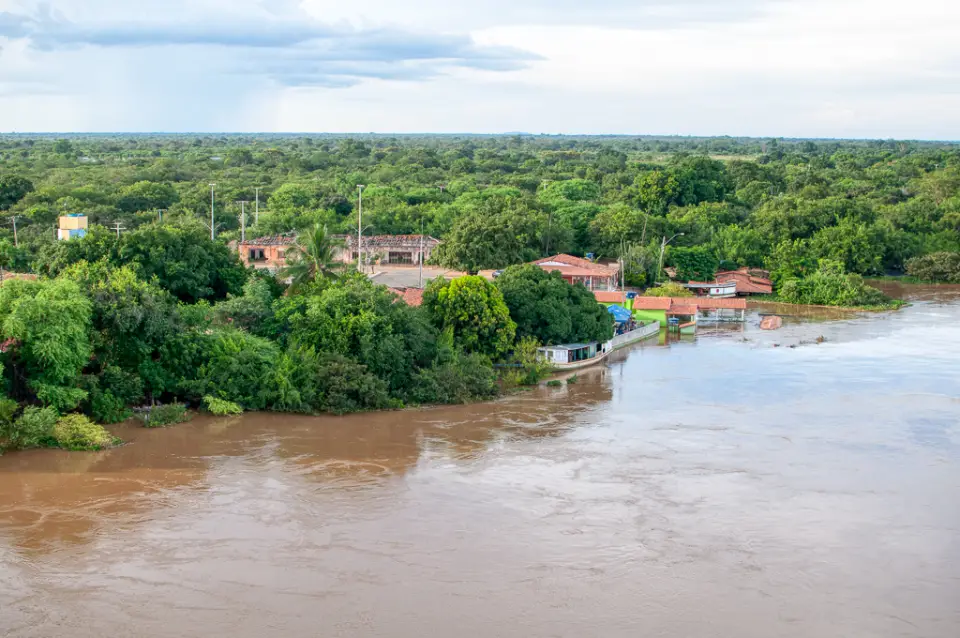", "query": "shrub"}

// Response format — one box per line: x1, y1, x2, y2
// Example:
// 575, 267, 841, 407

546, 380, 563, 388
643, 282, 694, 298
567, 375, 579, 385
2, 405, 58, 449
315, 355, 396, 415
905, 252, 960, 283
409, 353, 499, 405
778, 260, 892, 308
53, 414, 116, 451
139, 403, 190, 428
203, 395, 243, 416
